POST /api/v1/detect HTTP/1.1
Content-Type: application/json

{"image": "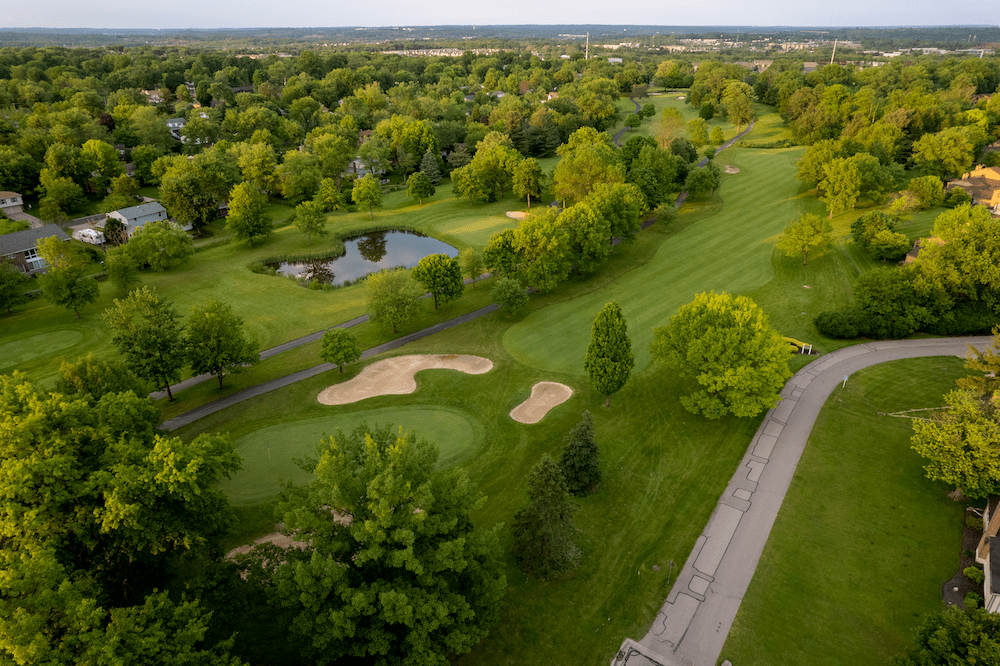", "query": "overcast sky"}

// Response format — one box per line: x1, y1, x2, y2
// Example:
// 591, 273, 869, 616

2, 0, 998, 30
